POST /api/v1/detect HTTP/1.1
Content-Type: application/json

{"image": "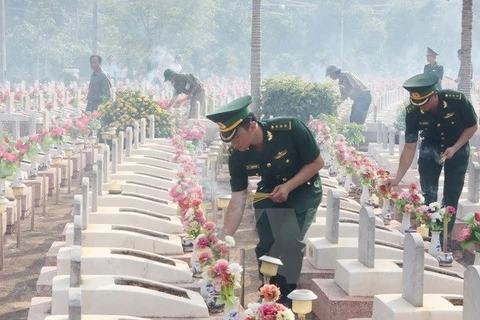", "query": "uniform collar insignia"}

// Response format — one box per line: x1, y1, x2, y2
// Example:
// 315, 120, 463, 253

443, 101, 448, 108
267, 130, 273, 141
444, 112, 455, 119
